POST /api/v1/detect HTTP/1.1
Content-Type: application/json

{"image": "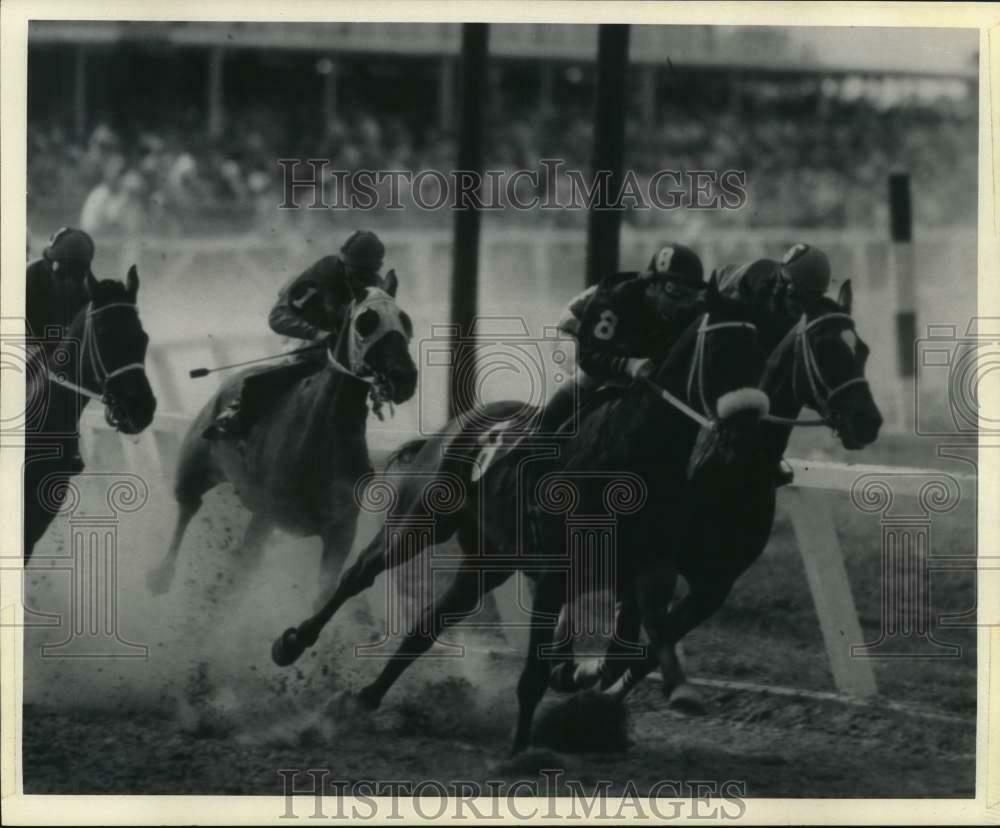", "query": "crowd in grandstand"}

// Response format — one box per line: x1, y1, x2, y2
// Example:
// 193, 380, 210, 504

27, 90, 976, 237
